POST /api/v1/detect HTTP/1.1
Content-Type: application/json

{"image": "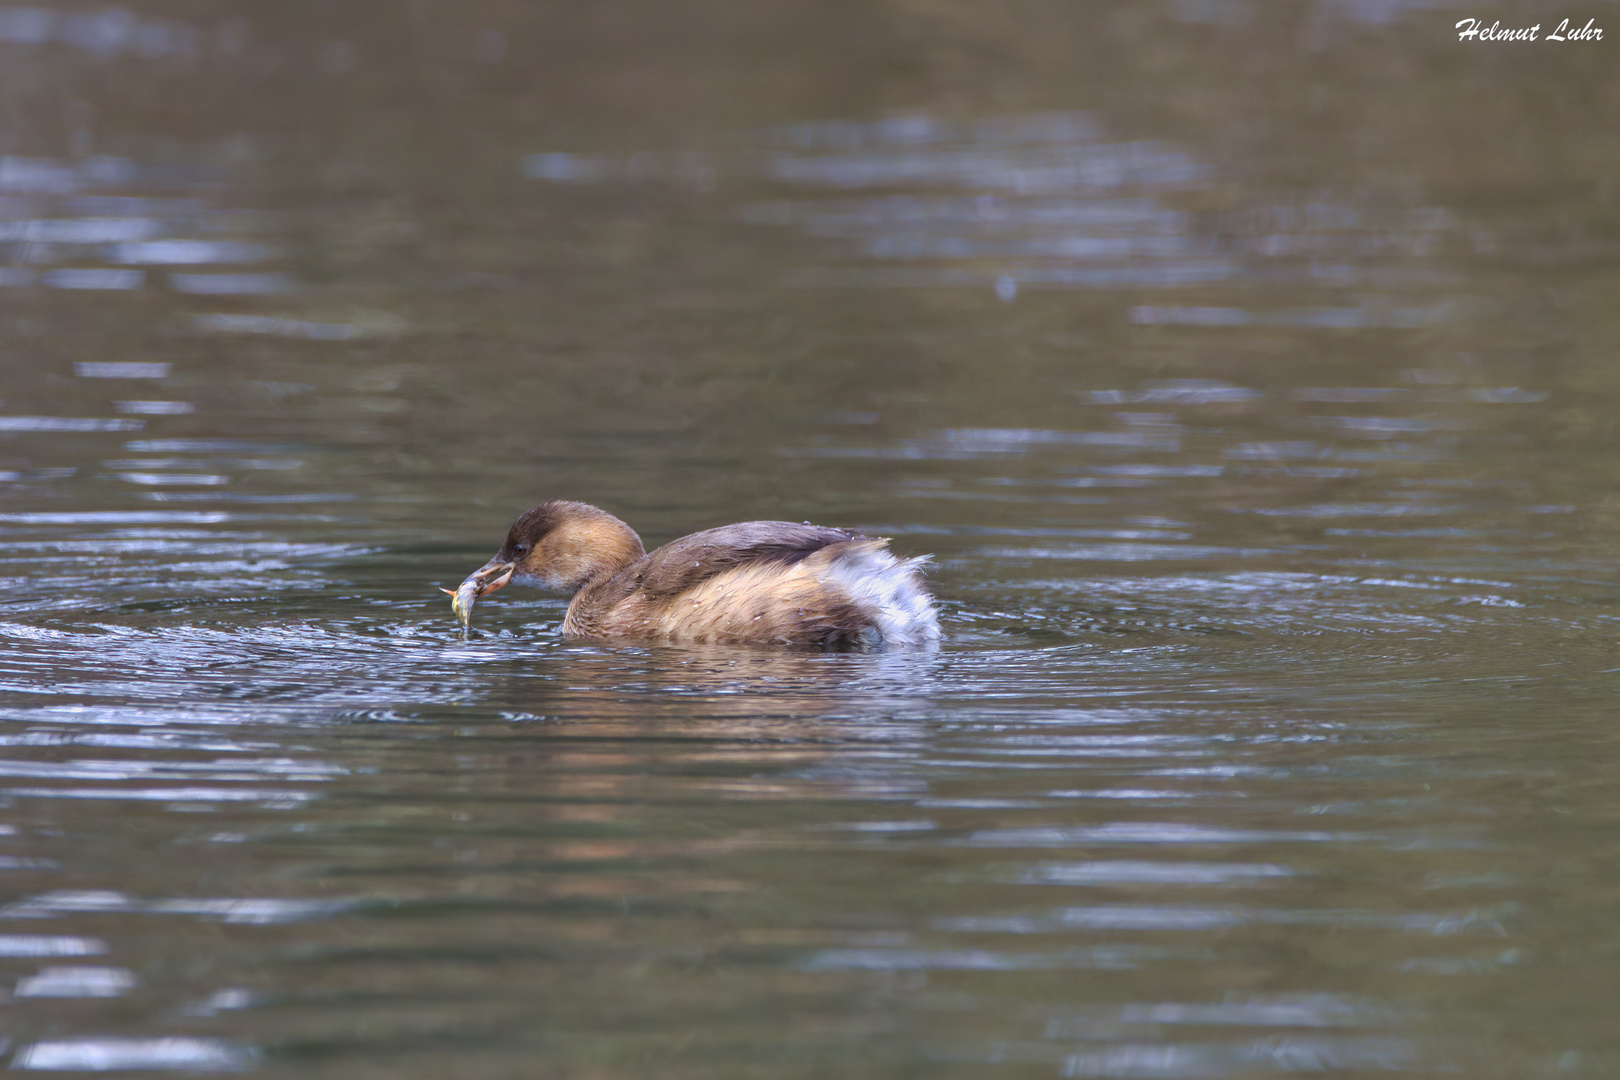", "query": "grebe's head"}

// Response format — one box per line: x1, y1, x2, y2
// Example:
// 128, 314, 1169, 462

464, 500, 645, 598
